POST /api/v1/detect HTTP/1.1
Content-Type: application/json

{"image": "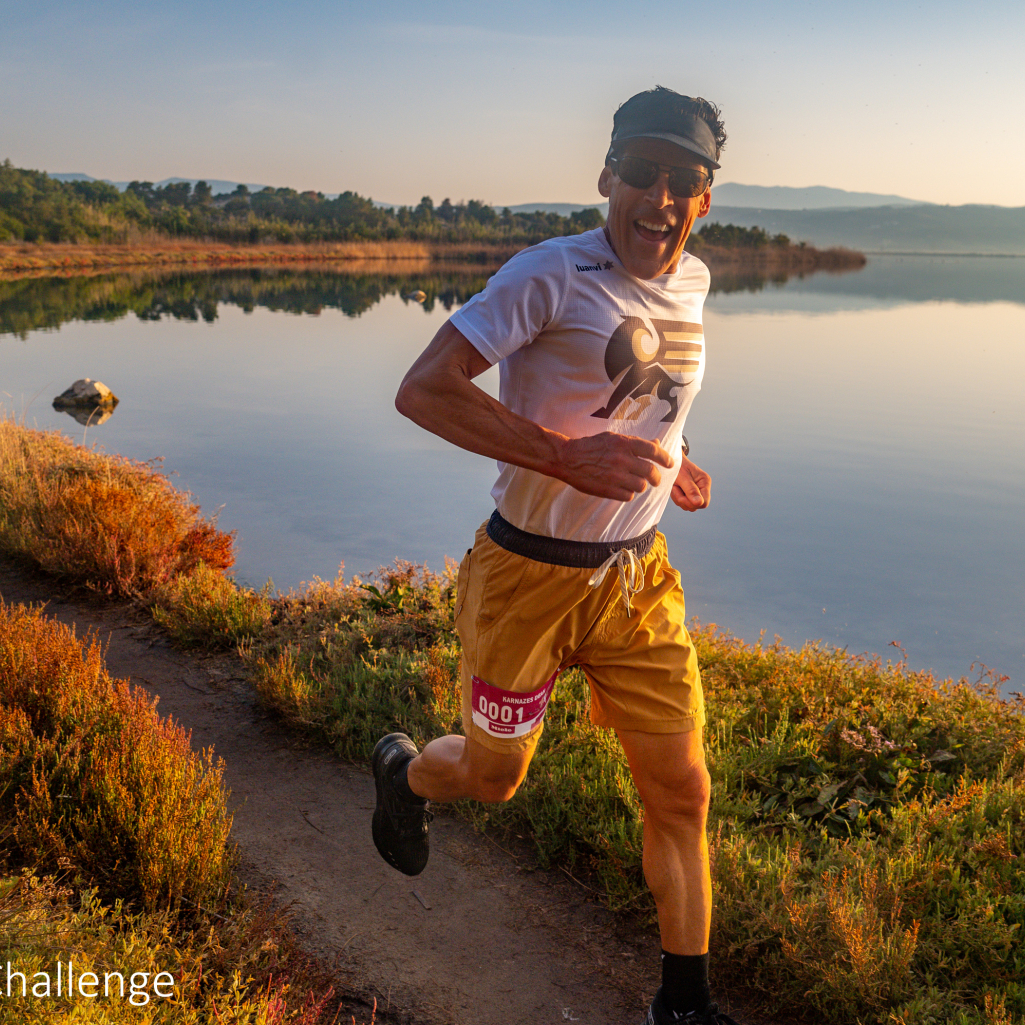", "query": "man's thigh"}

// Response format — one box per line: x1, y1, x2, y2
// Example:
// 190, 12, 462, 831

579, 536, 705, 736
454, 522, 599, 756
